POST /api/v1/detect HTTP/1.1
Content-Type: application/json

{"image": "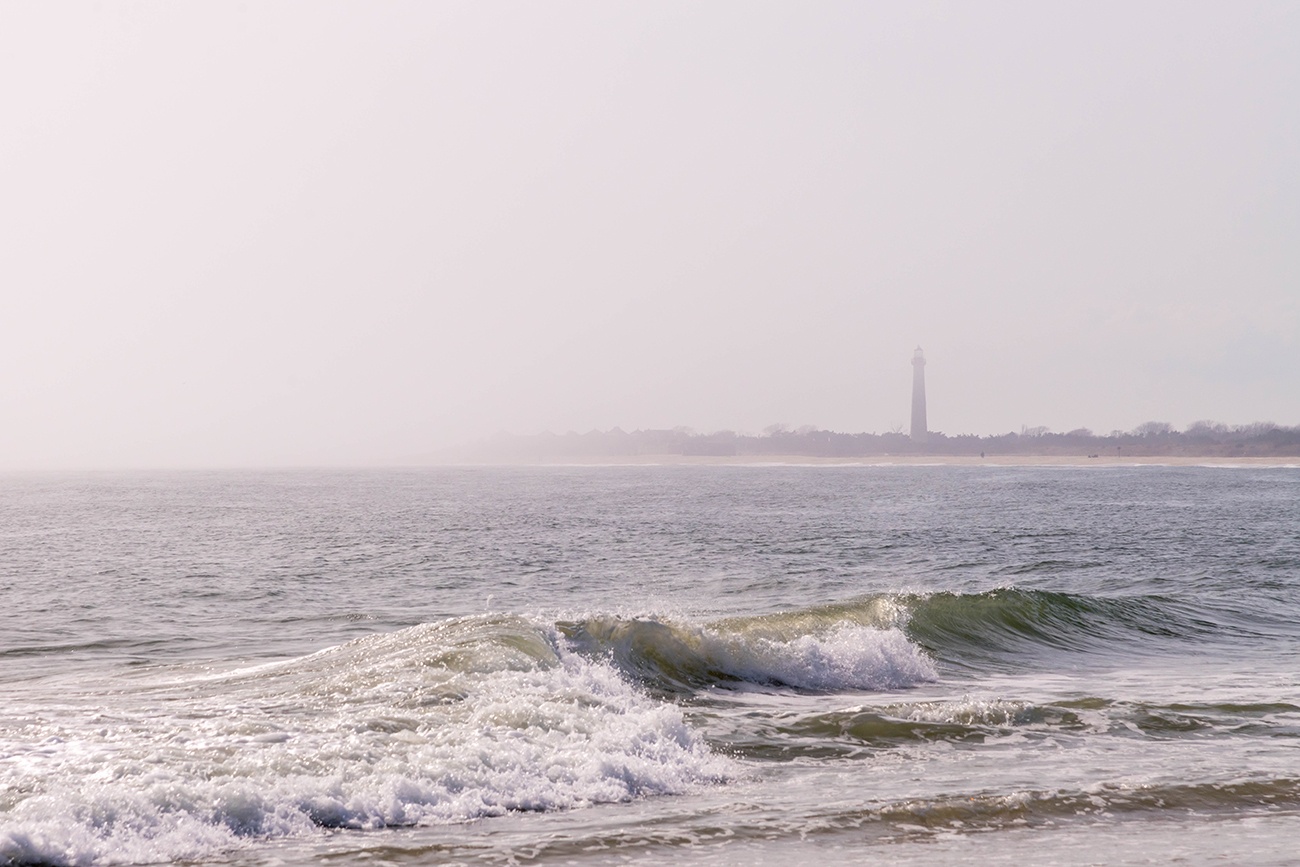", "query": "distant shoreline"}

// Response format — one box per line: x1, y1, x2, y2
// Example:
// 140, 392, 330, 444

445, 424, 1300, 466
447, 455, 1299, 468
